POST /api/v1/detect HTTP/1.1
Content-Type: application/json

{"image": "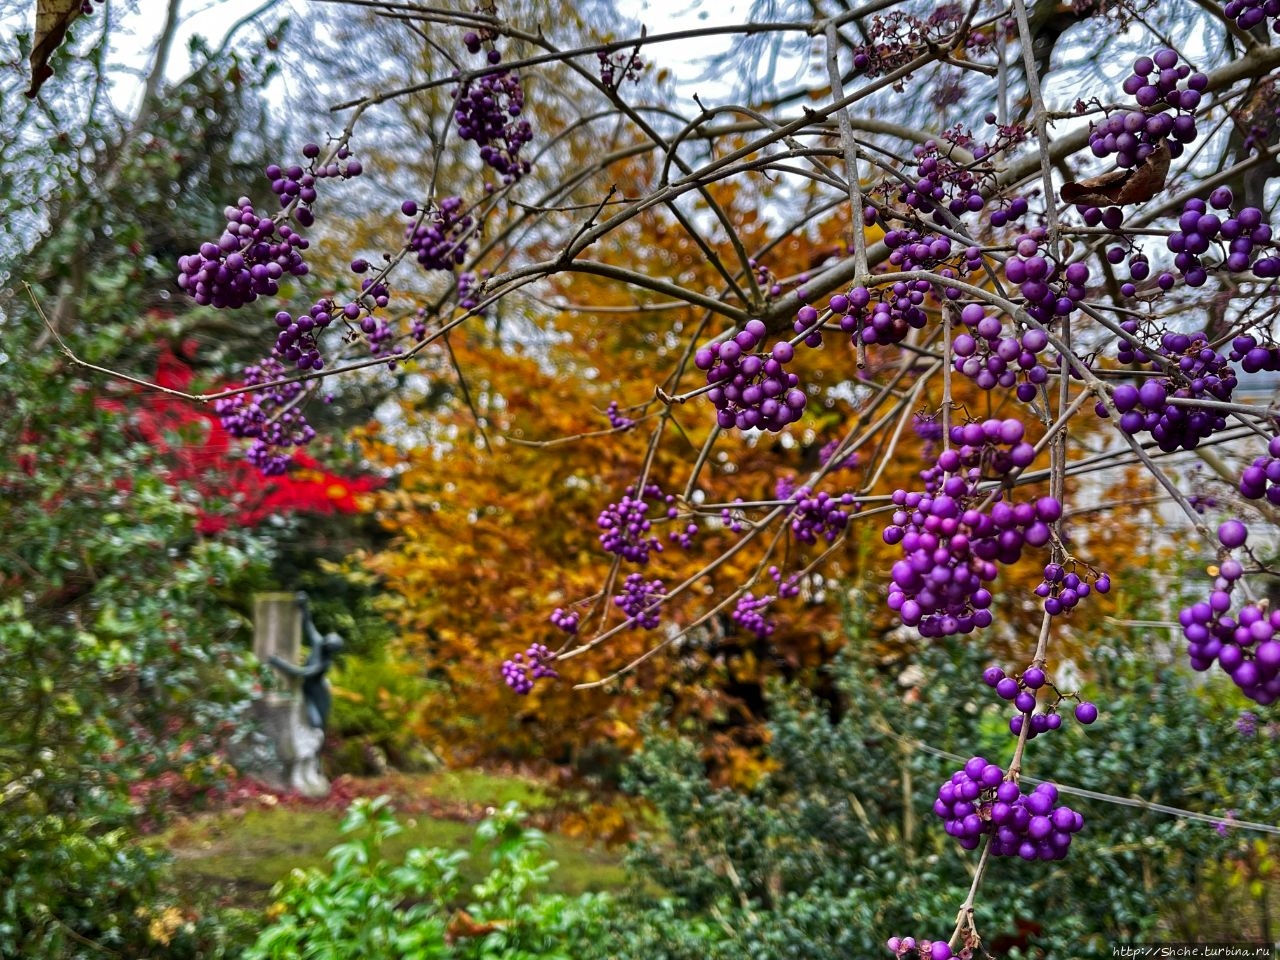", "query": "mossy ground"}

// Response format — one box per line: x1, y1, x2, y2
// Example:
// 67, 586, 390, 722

157, 770, 629, 913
